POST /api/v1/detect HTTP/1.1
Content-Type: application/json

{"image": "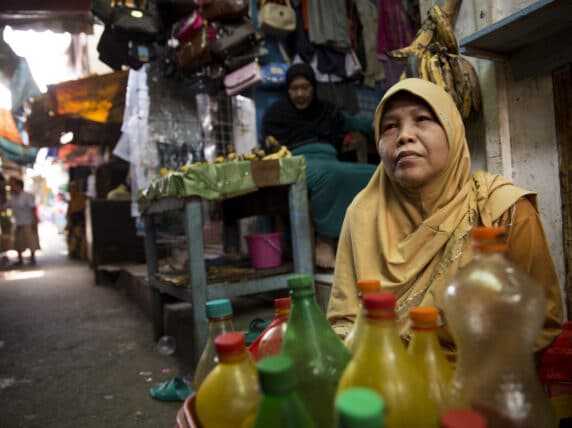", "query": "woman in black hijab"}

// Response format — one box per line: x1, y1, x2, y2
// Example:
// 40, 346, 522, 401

262, 63, 377, 268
